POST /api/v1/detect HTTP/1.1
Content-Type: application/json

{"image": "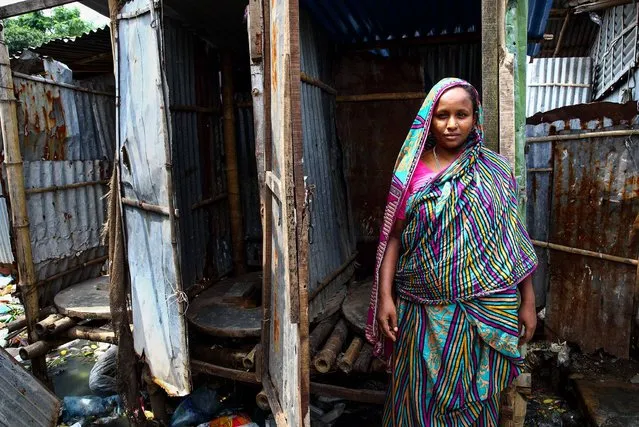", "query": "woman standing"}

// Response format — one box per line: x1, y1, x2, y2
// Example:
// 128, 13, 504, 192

366, 78, 538, 425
